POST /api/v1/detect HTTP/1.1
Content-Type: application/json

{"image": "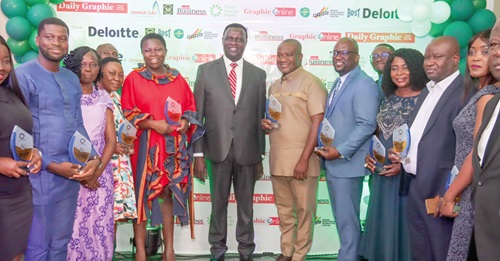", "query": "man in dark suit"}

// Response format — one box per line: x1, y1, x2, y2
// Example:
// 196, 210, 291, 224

316, 37, 380, 261
193, 23, 267, 261
397, 36, 465, 261
470, 19, 500, 261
